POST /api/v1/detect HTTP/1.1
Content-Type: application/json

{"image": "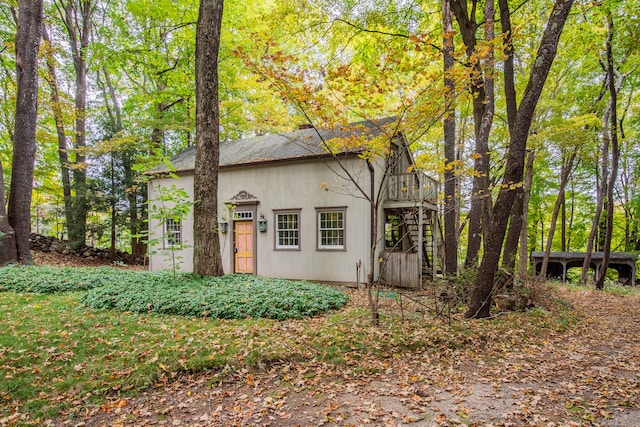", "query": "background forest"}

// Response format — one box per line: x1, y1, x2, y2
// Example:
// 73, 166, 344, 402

0, 0, 638, 276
